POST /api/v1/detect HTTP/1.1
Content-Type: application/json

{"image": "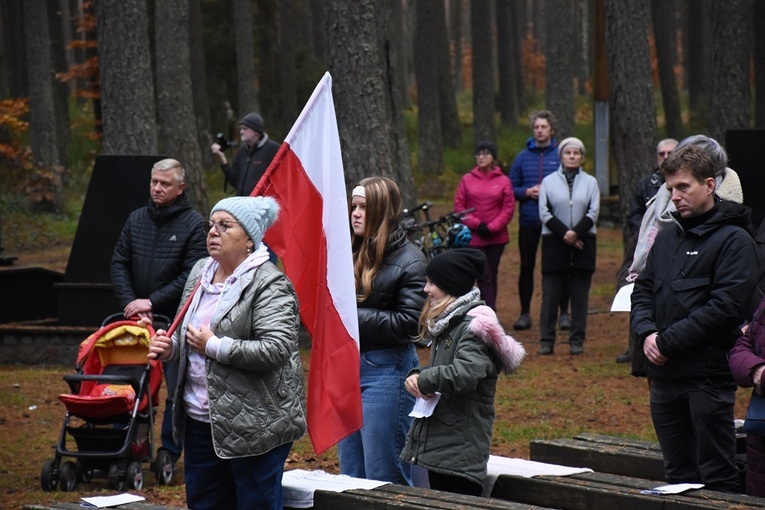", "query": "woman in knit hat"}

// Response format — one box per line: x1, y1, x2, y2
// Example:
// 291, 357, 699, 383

453, 140, 515, 310
339, 176, 428, 486
148, 195, 306, 510
400, 248, 525, 496
537, 137, 600, 355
